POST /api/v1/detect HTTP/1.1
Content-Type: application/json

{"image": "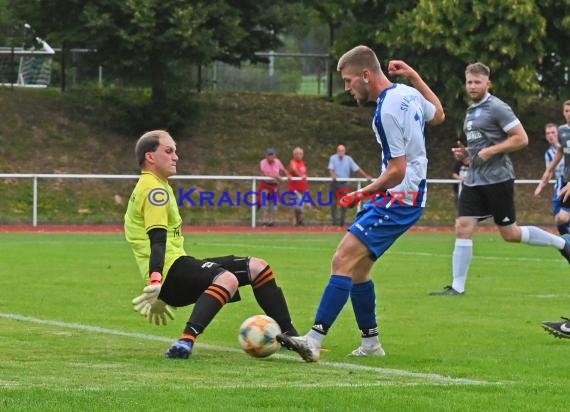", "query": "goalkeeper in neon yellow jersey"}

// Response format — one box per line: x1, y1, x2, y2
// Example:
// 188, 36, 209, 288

125, 130, 298, 359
